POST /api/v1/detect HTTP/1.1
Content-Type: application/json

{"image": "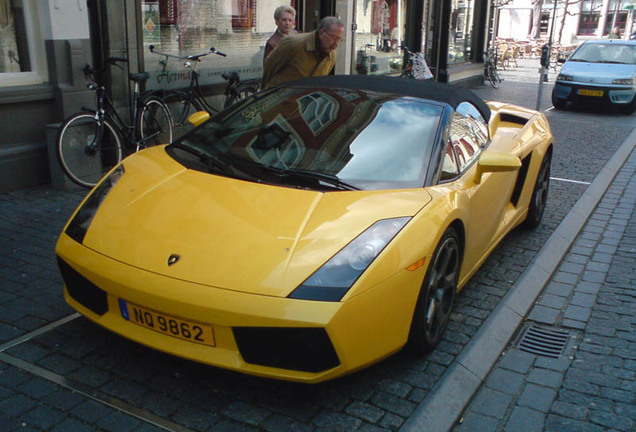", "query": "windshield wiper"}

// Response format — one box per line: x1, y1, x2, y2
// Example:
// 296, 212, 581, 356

261, 165, 360, 191
172, 143, 246, 178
